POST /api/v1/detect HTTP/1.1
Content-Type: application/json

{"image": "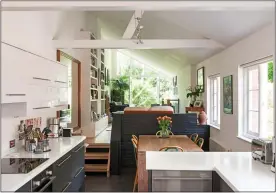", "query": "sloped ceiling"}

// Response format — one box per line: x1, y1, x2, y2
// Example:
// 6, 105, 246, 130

92, 10, 273, 66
